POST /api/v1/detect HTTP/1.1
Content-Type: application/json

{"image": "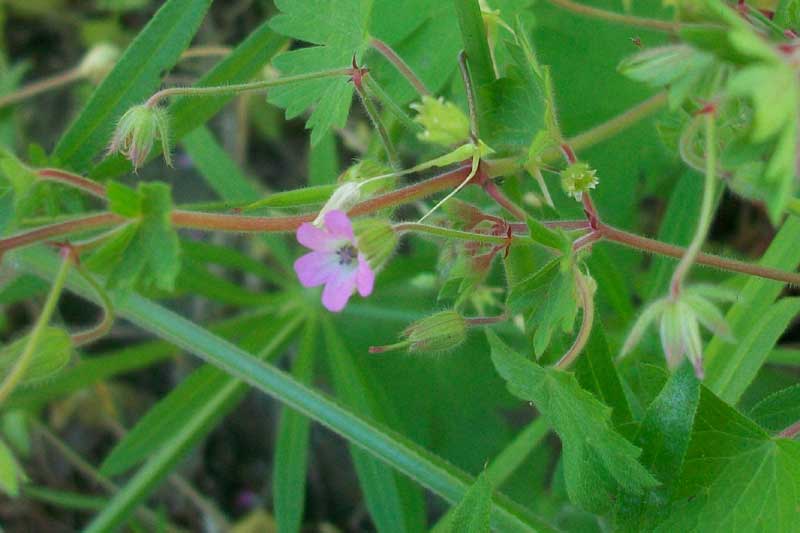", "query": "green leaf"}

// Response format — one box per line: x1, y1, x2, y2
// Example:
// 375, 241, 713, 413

86, 182, 180, 292
100, 312, 300, 477
322, 318, 426, 533
750, 384, 800, 434
487, 330, 657, 513
53, 0, 213, 171
615, 364, 701, 531
447, 471, 492, 533
6, 309, 277, 410
704, 217, 800, 396
15, 246, 555, 533
706, 298, 800, 404
574, 325, 634, 428
268, 0, 372, 145
657, 387, 800, 532
106, 180, 142, 217
180, 126, 260, 204
0, 327, 72, 386
775, 0, 800, 28
0, 438, 23, 497
273, 321, 317, 533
